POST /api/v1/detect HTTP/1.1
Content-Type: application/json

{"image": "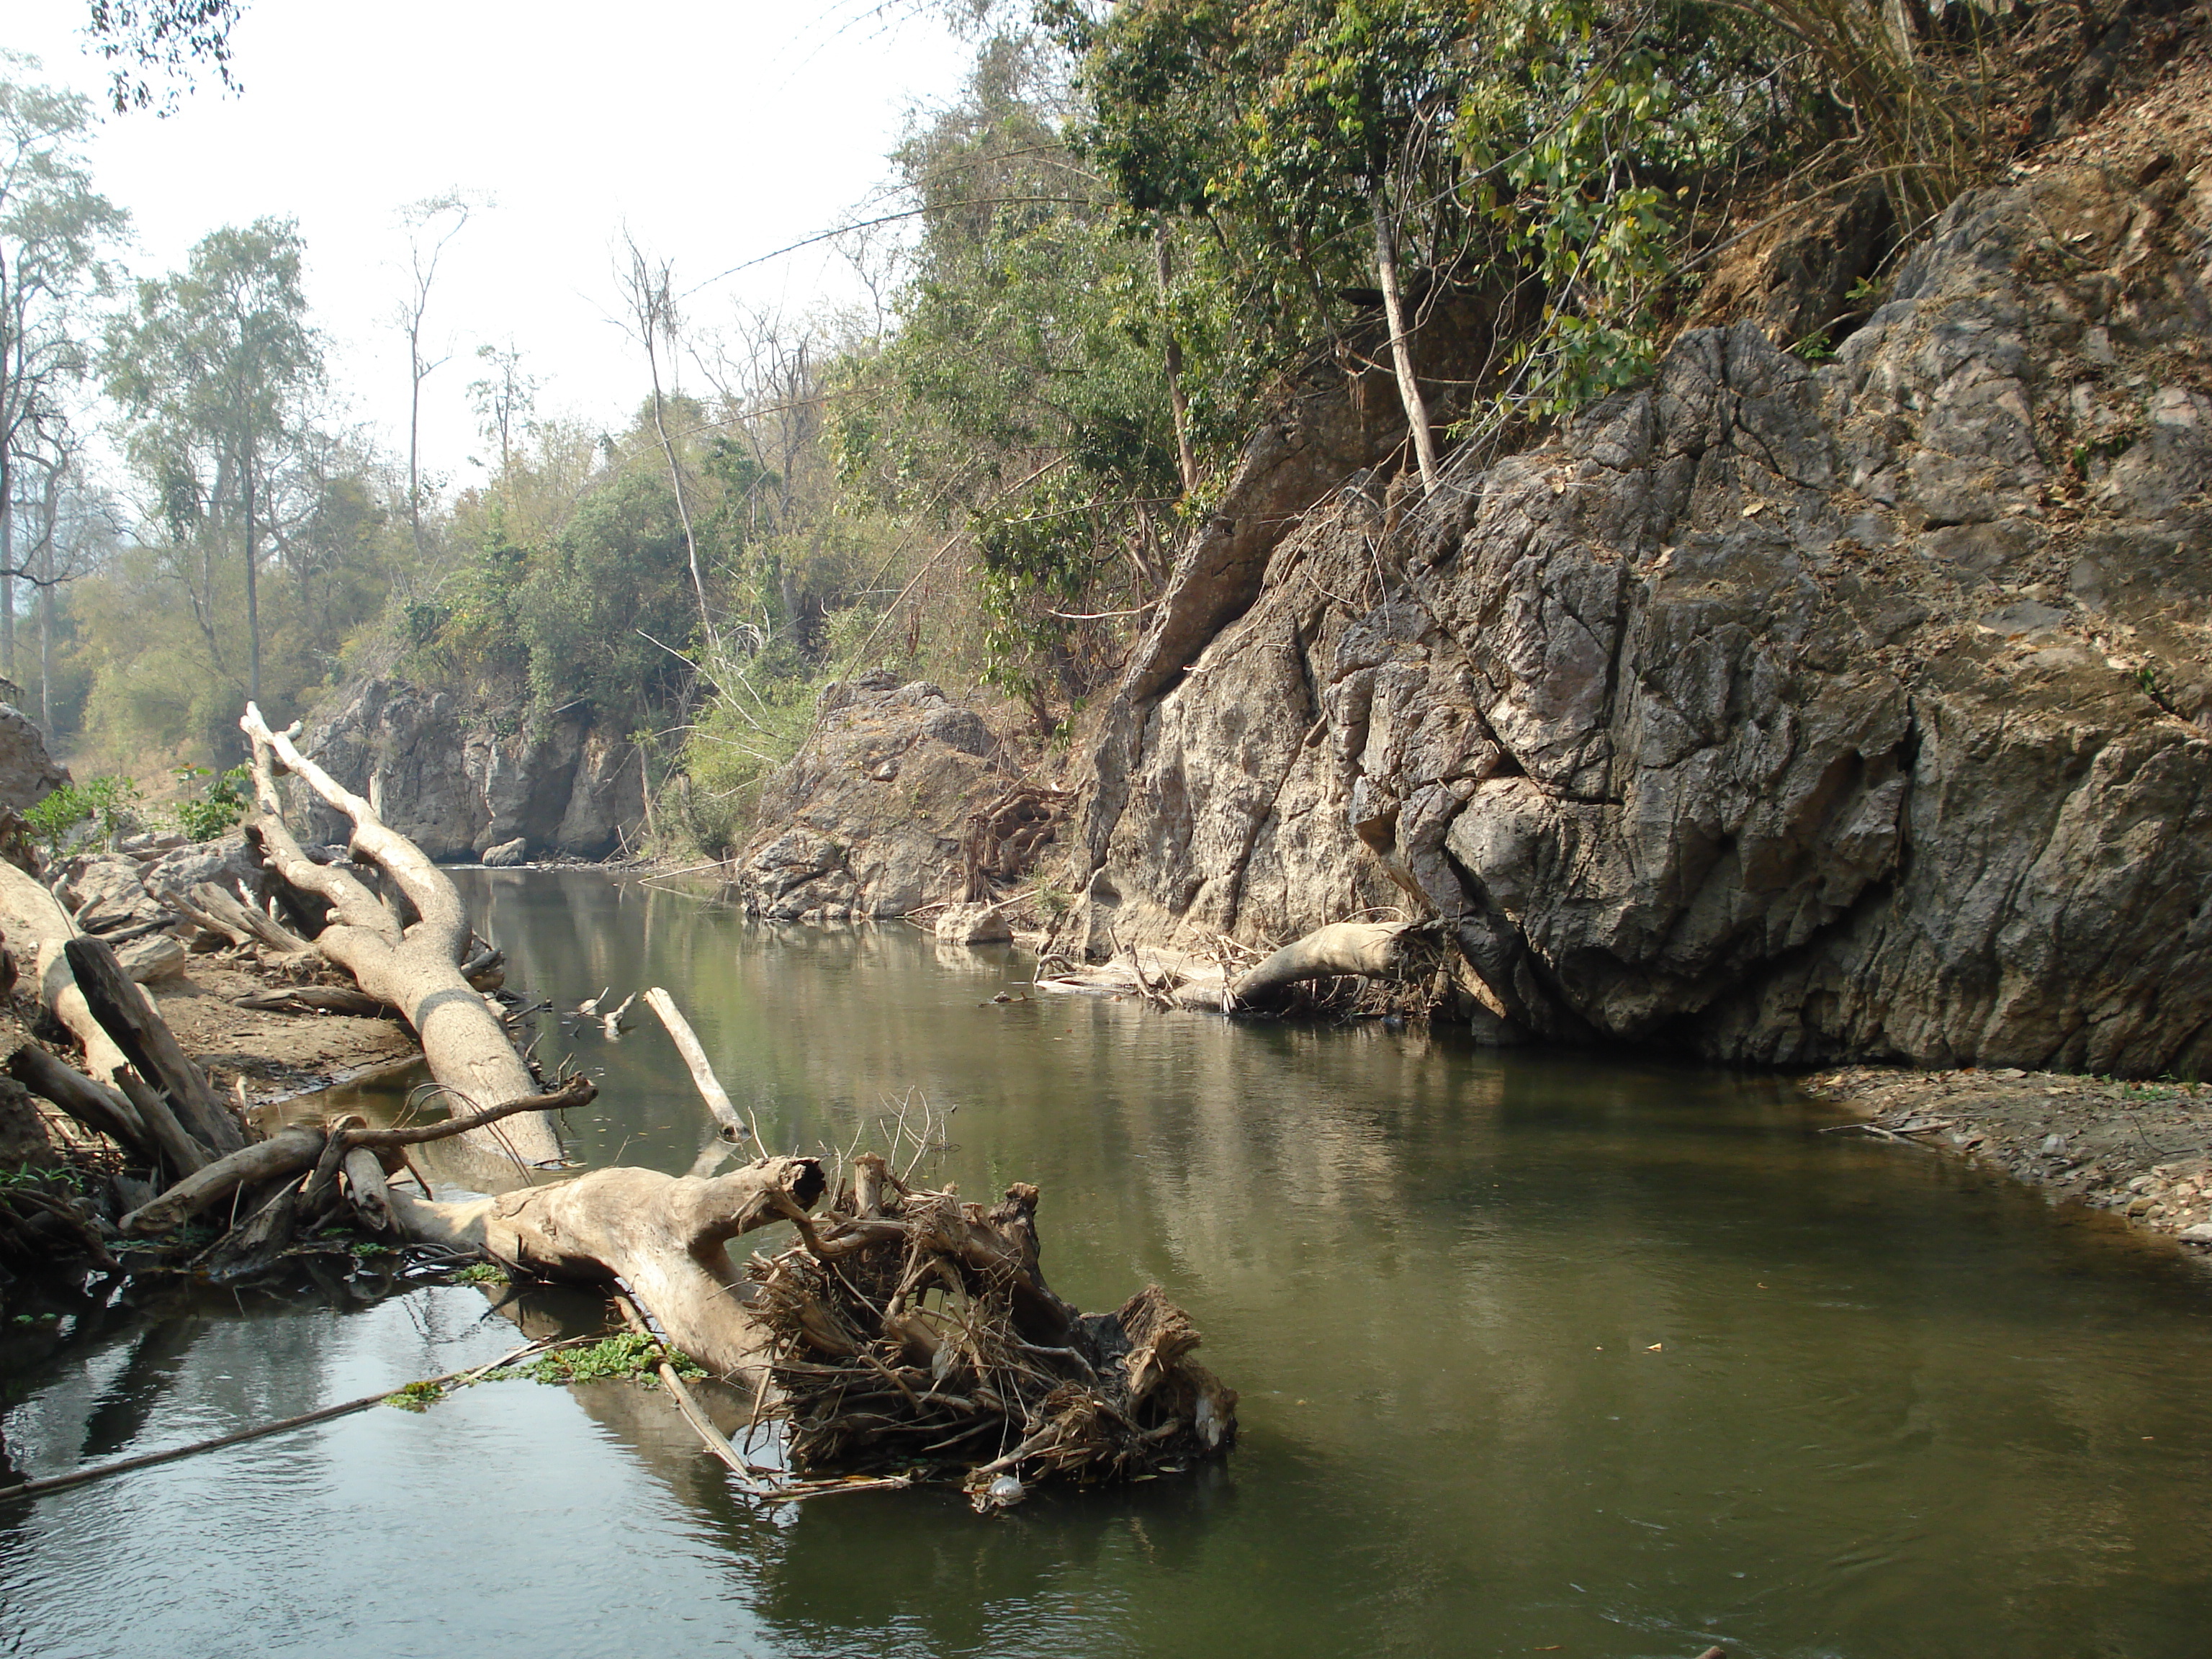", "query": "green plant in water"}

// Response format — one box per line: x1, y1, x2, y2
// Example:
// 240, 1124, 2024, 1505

383, 1379, 447, 1412
451, 1262, 508, 1284
514, 1331, 703, 1387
